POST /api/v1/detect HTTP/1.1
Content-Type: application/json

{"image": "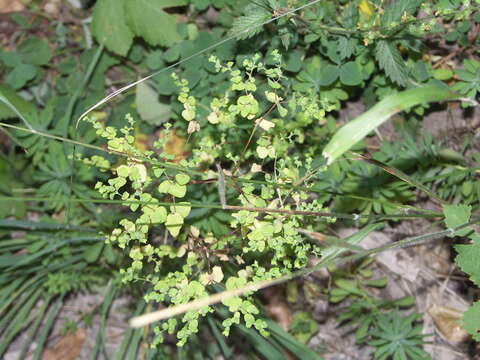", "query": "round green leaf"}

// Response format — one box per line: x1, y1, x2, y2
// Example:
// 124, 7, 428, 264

169, 183, 187, 198
339, 61, 362, 86
116, 165, 130, 178
175, 173, 190, 186
158, 180, 172, 194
